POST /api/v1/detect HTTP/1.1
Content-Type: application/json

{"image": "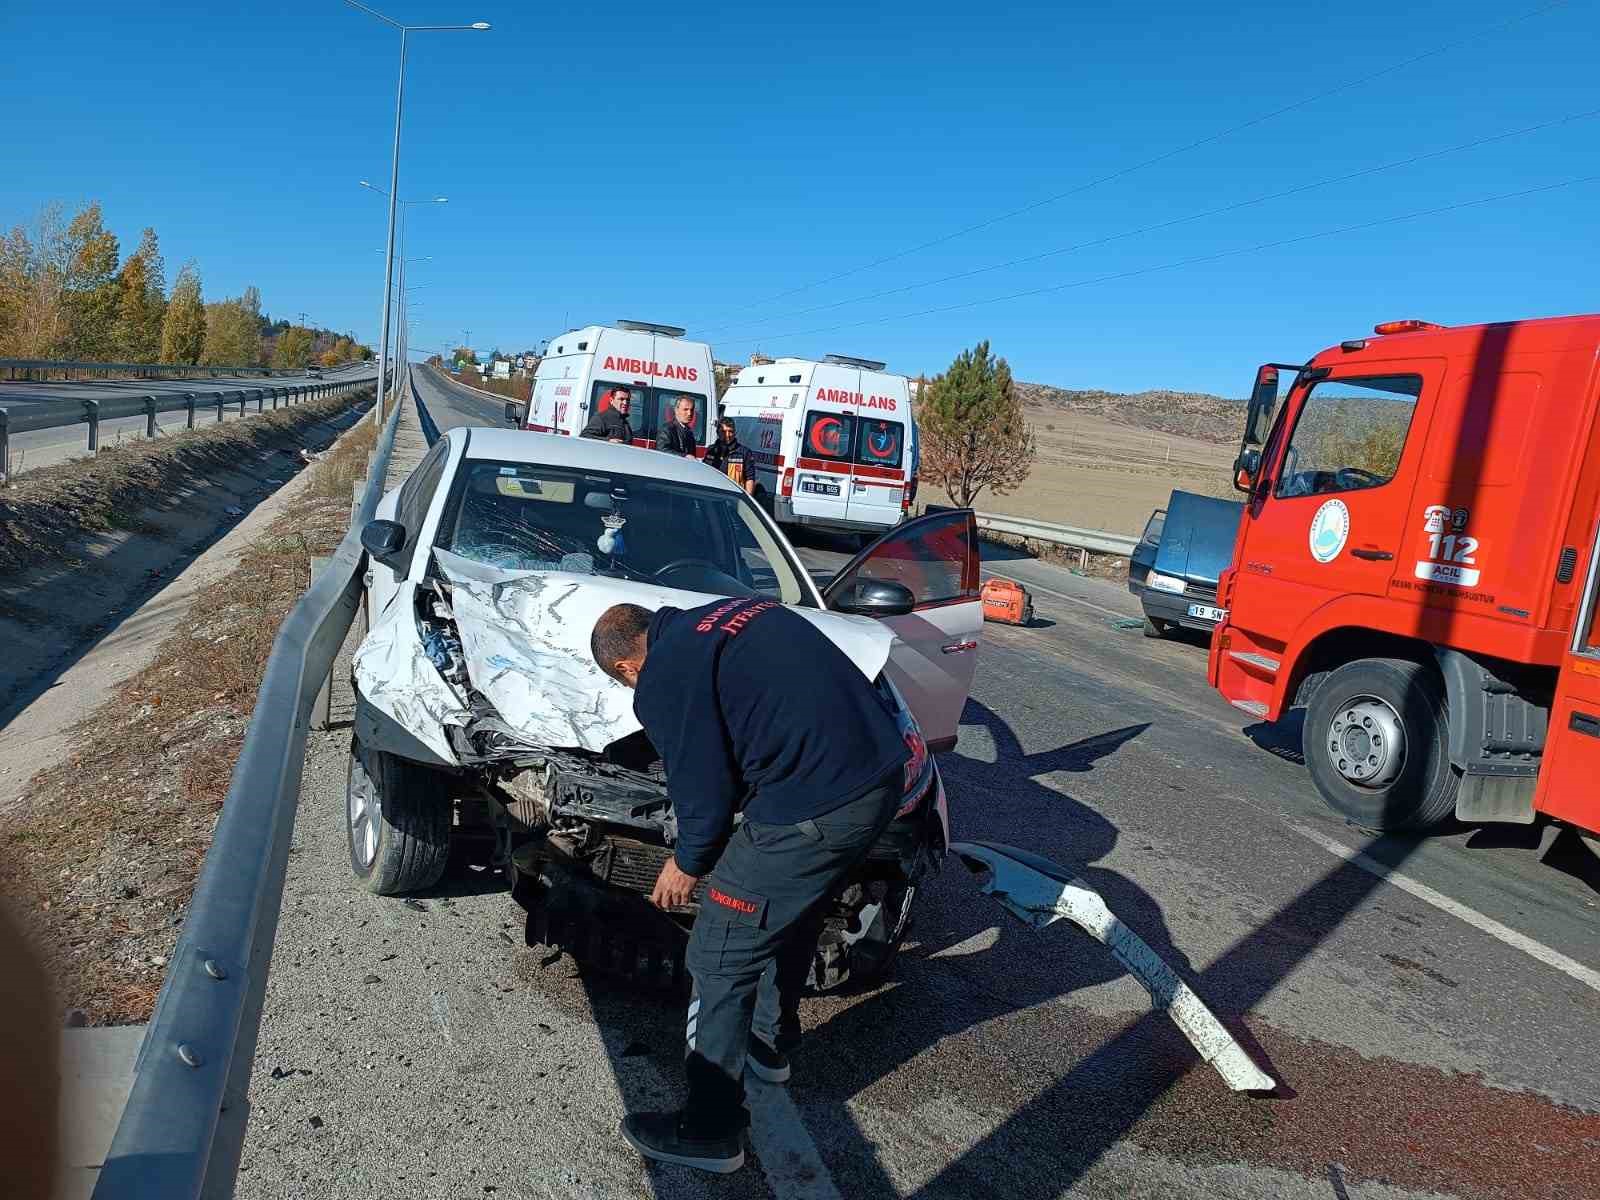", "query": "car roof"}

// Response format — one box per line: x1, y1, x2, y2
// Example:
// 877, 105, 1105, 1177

450, 427, 745, 494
